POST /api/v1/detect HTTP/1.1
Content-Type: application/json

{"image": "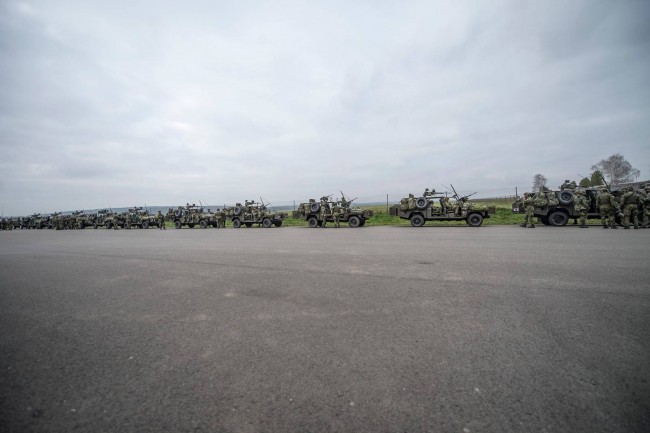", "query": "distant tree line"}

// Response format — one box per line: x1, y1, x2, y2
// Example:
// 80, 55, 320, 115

532, 153, 641, 191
